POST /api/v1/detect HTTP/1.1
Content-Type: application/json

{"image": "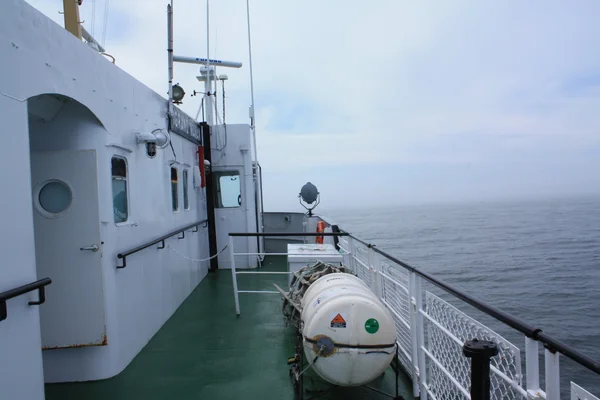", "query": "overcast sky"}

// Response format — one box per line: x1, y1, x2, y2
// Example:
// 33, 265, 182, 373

25, 0, 600, 211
